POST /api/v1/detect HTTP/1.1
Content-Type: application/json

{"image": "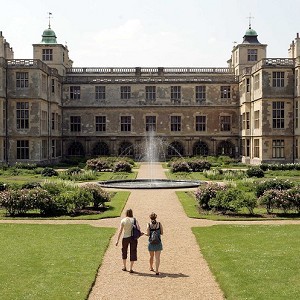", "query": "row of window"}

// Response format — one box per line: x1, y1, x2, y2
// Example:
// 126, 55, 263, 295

241, 102, 285, 131
69, 85, 231, 101
69, 115, 232, 133
242, 139, 286, 158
